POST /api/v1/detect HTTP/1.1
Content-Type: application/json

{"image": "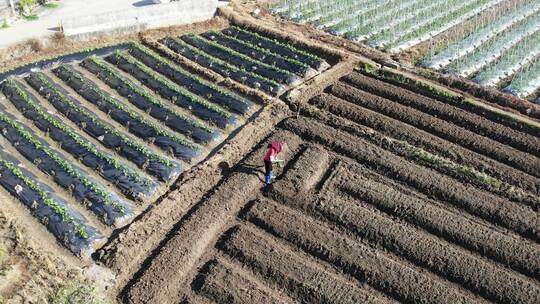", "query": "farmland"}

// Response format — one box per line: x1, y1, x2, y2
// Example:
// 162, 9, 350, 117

115, 63, 540, 304
270, 0, 540, 104
0, 25, 329, 260
0, 1, 539, 303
